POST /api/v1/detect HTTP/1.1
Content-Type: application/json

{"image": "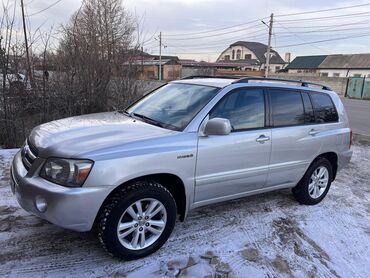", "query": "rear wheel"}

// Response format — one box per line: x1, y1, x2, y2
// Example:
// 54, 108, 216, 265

292, 157, 333, 205
98, 180, 177, 260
